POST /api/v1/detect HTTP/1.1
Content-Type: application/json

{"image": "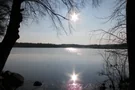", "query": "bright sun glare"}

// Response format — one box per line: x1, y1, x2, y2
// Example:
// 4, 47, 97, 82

70, 12, 79, 22
71, 73, 78, 82
65, 48, 78, 53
